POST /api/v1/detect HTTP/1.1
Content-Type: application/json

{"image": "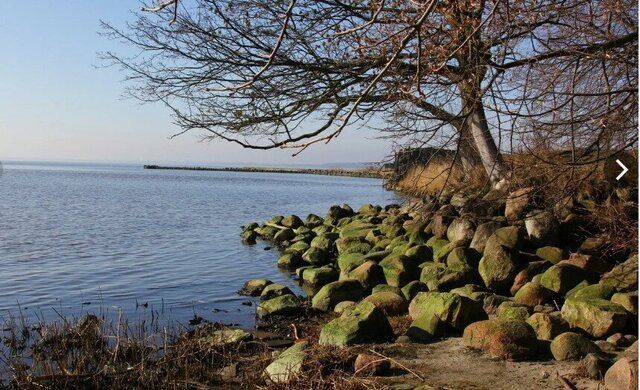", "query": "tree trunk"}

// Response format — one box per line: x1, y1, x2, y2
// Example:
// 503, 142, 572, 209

460, 91, 505, 185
